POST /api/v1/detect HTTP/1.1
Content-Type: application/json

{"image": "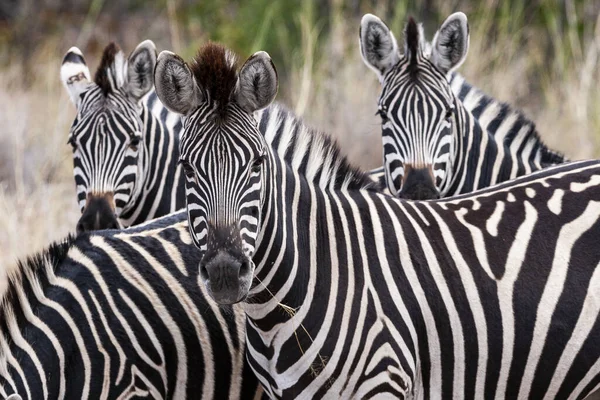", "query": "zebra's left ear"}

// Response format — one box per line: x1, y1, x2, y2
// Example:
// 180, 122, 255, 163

60, 47, 91, 108
125, 40, 157, 102
234, 51, 278, 113
430, 12, 469, 75
359, 14, 400, 82
155, 51, 202, 115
